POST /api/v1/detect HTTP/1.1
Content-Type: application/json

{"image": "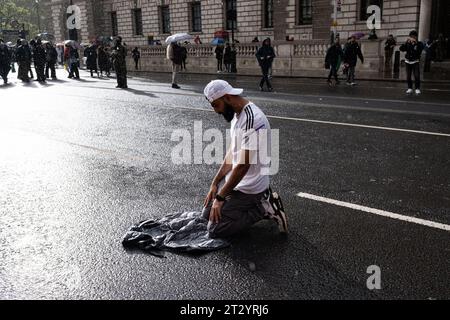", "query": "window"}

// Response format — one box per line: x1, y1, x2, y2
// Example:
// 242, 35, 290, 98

263, 0, 274, 28
225, 0, 237, 31
360, 0, 383, 21
111, 12, 118, 36
297, 0, 312, 25
132, 8, 143, 36
160, 5, 171, 34
191, 2, 202, 32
